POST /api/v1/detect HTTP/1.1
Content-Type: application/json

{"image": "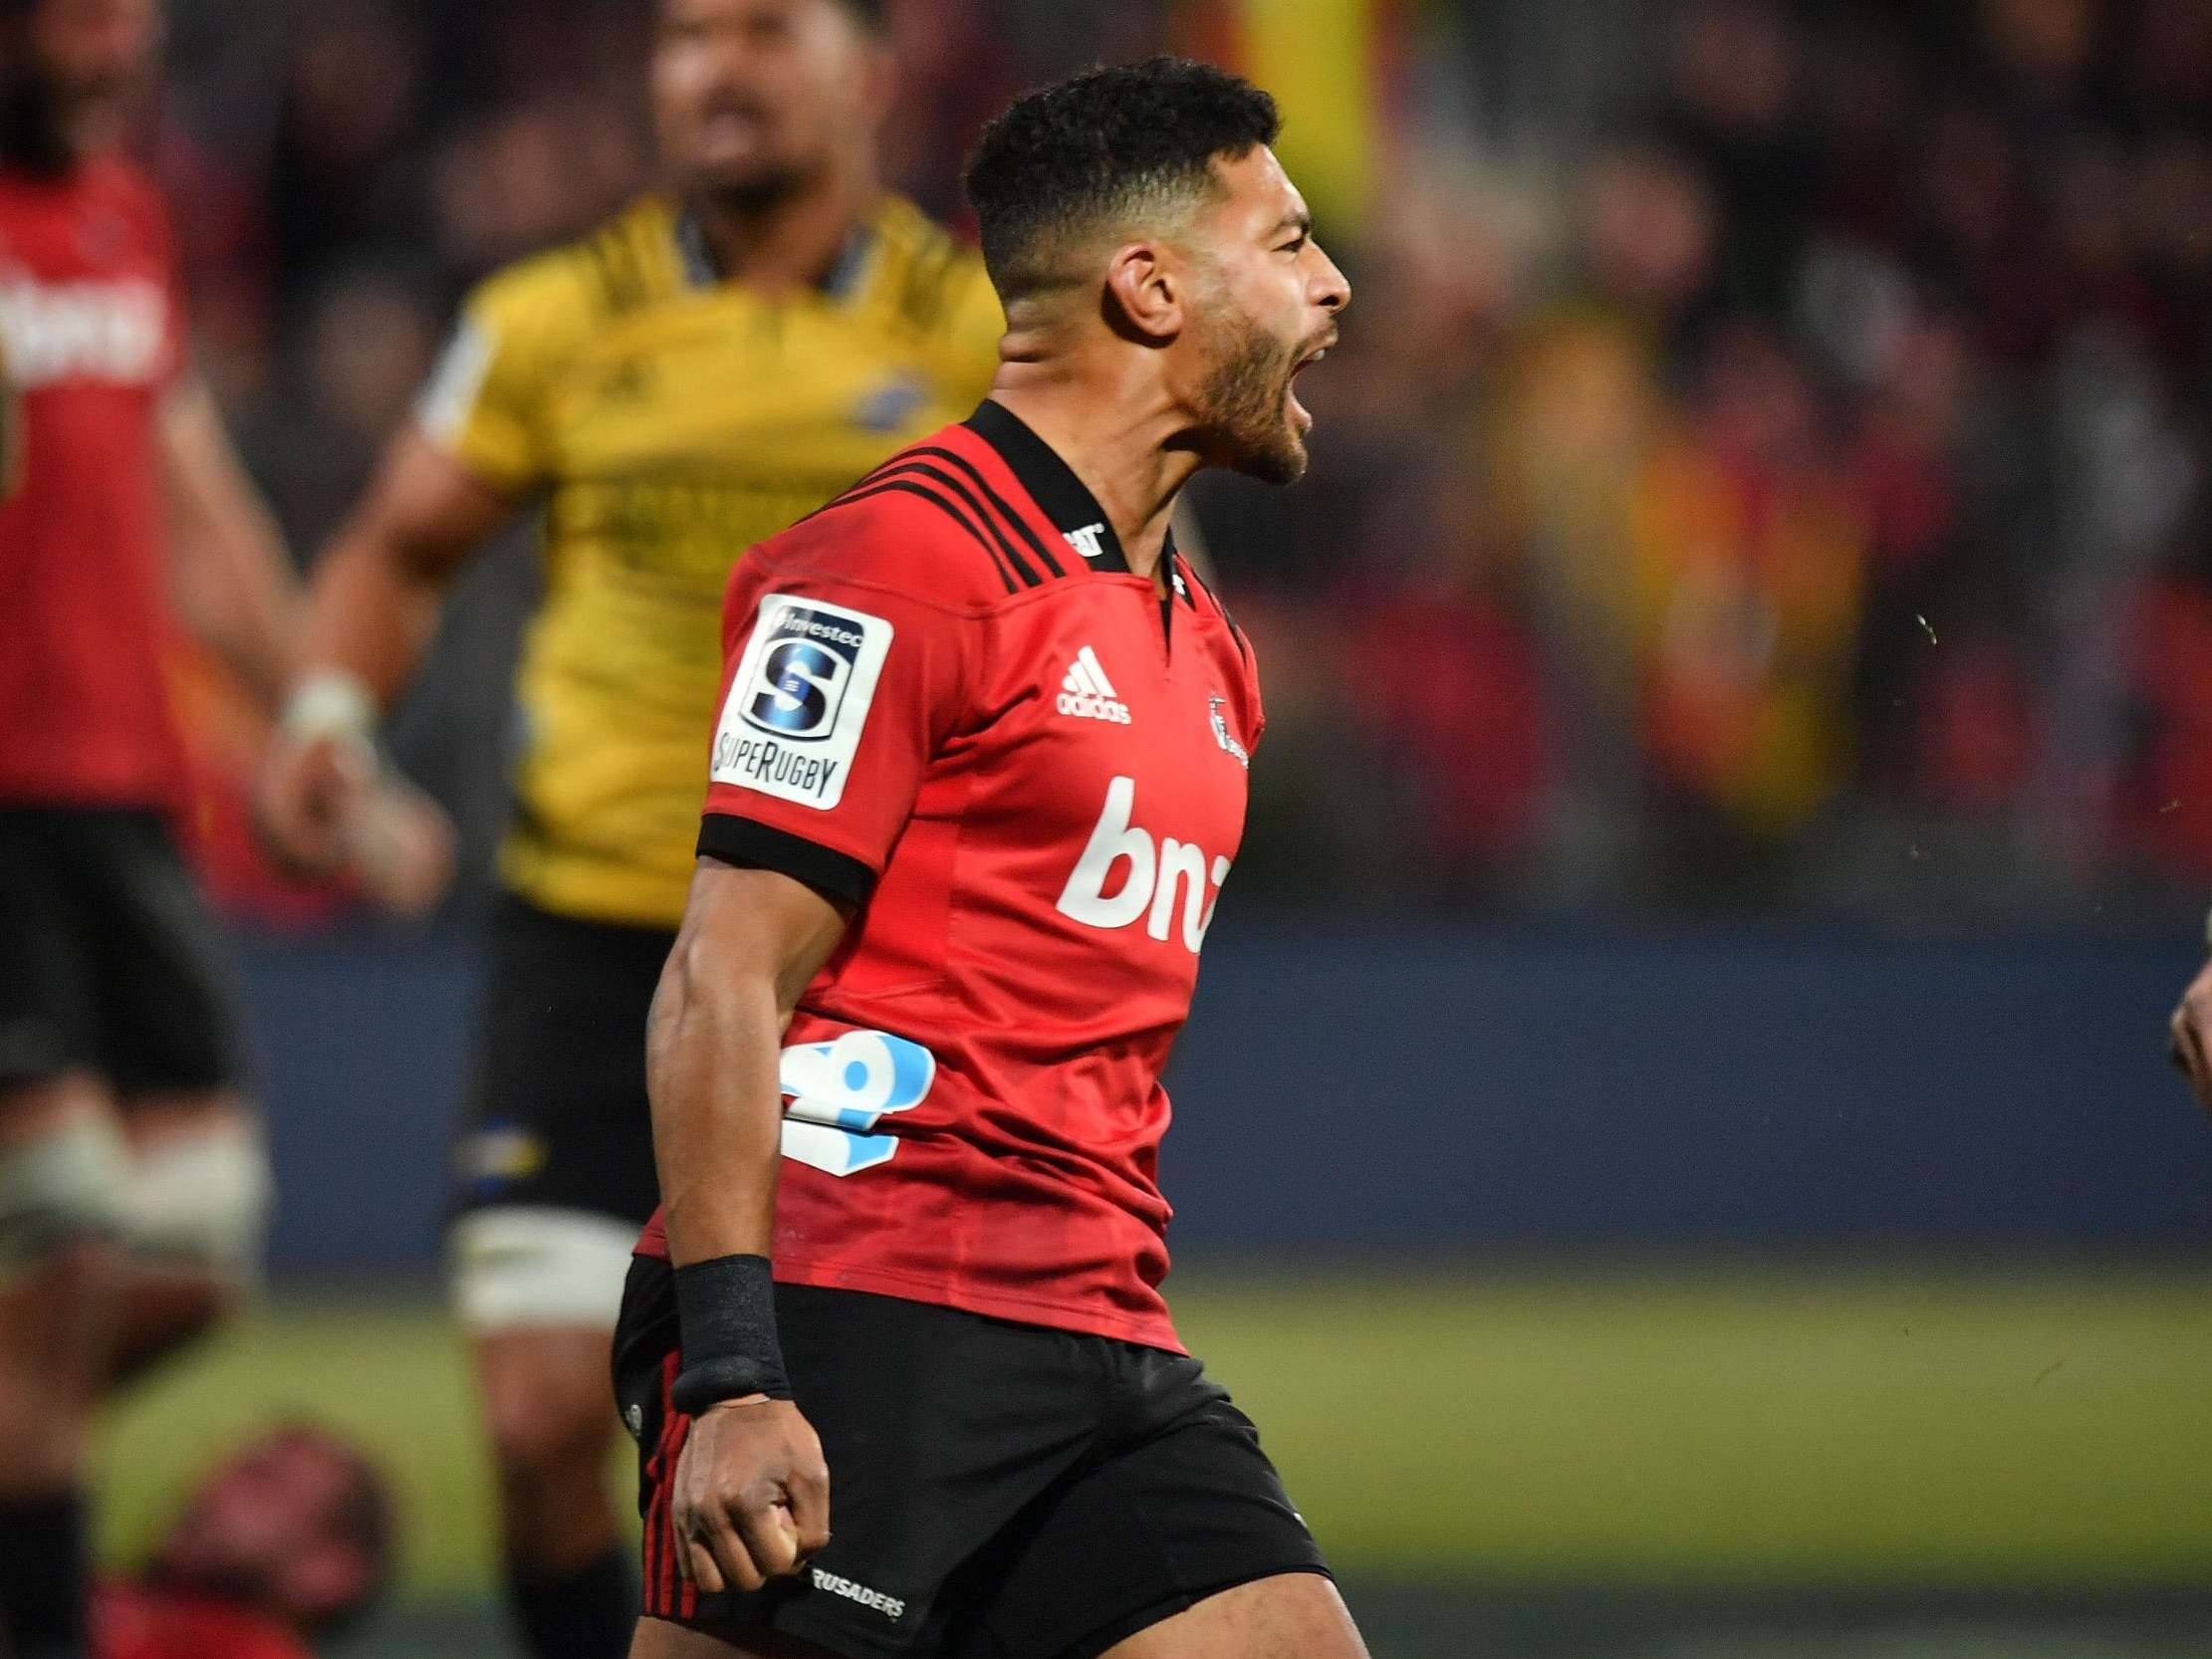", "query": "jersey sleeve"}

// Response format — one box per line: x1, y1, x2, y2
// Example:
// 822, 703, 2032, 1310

412, 253, 586, 493
696, 536, 983, 907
